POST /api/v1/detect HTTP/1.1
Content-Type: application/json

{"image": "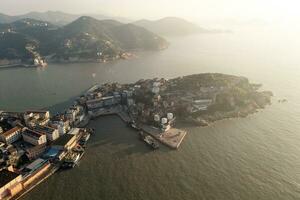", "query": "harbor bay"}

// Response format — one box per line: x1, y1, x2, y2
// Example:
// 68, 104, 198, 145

1, 32, 300, 200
